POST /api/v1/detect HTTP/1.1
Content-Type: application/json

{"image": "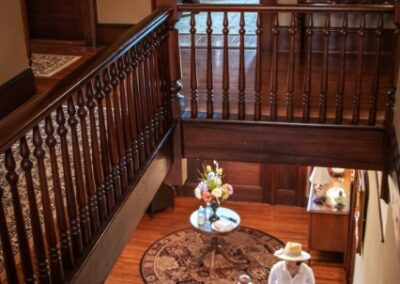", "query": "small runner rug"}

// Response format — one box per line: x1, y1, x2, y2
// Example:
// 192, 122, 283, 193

140, 226, 284, 283
31, 53, 81, 77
